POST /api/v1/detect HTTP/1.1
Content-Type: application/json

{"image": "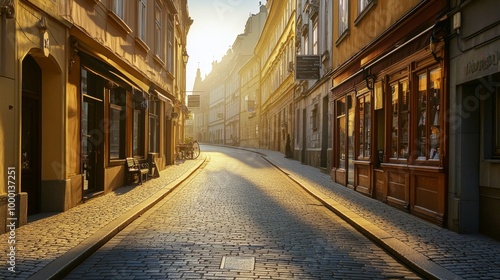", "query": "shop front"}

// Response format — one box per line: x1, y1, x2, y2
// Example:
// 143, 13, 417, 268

331, 23, 448, 227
